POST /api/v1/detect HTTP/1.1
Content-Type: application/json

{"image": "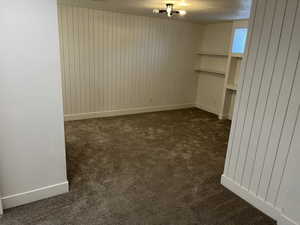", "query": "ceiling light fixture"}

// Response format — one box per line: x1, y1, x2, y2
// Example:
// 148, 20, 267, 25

153, 3, 187, 18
